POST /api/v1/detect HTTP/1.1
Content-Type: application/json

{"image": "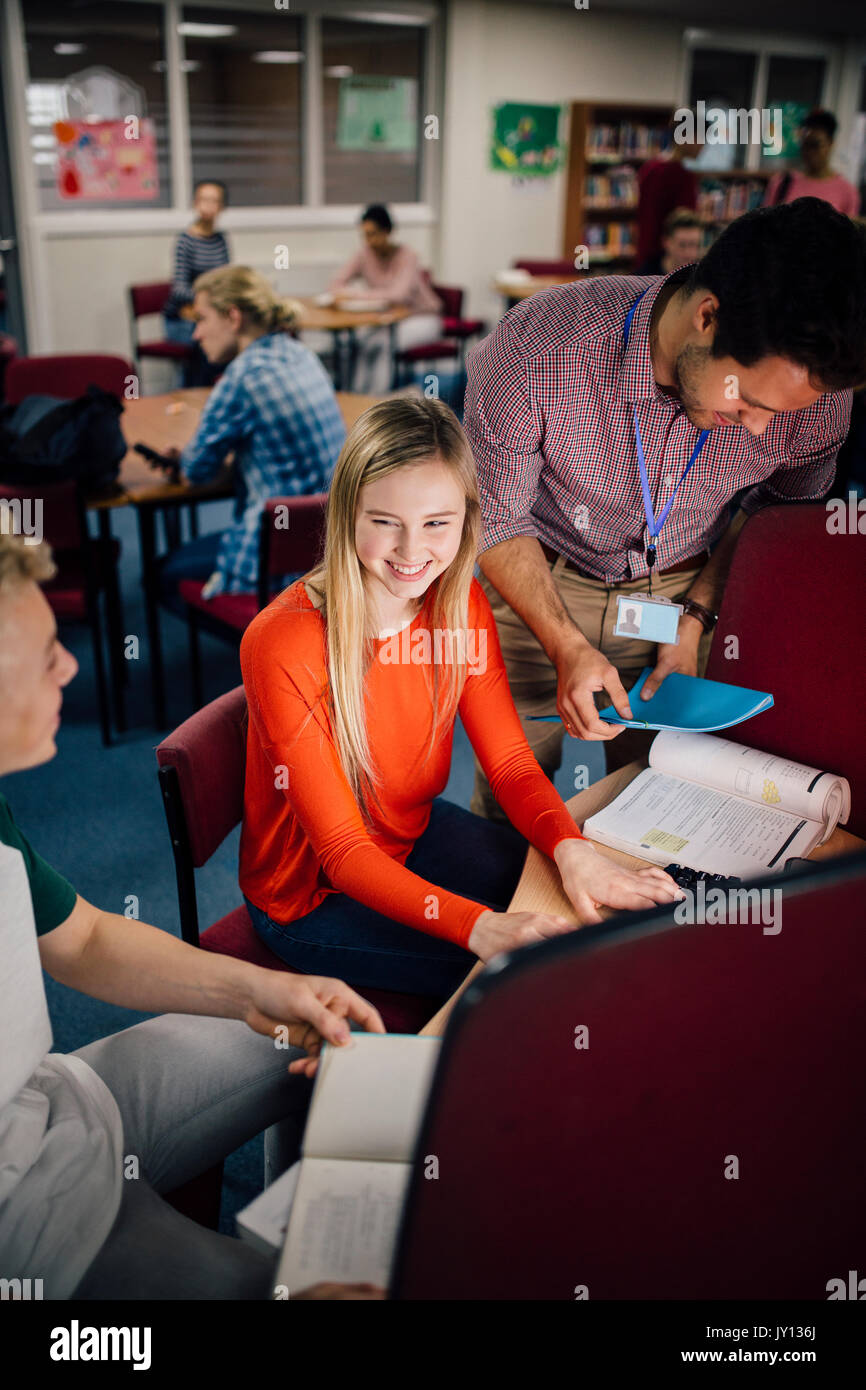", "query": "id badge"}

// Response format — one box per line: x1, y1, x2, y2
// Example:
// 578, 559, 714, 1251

614, 592, 682, 644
